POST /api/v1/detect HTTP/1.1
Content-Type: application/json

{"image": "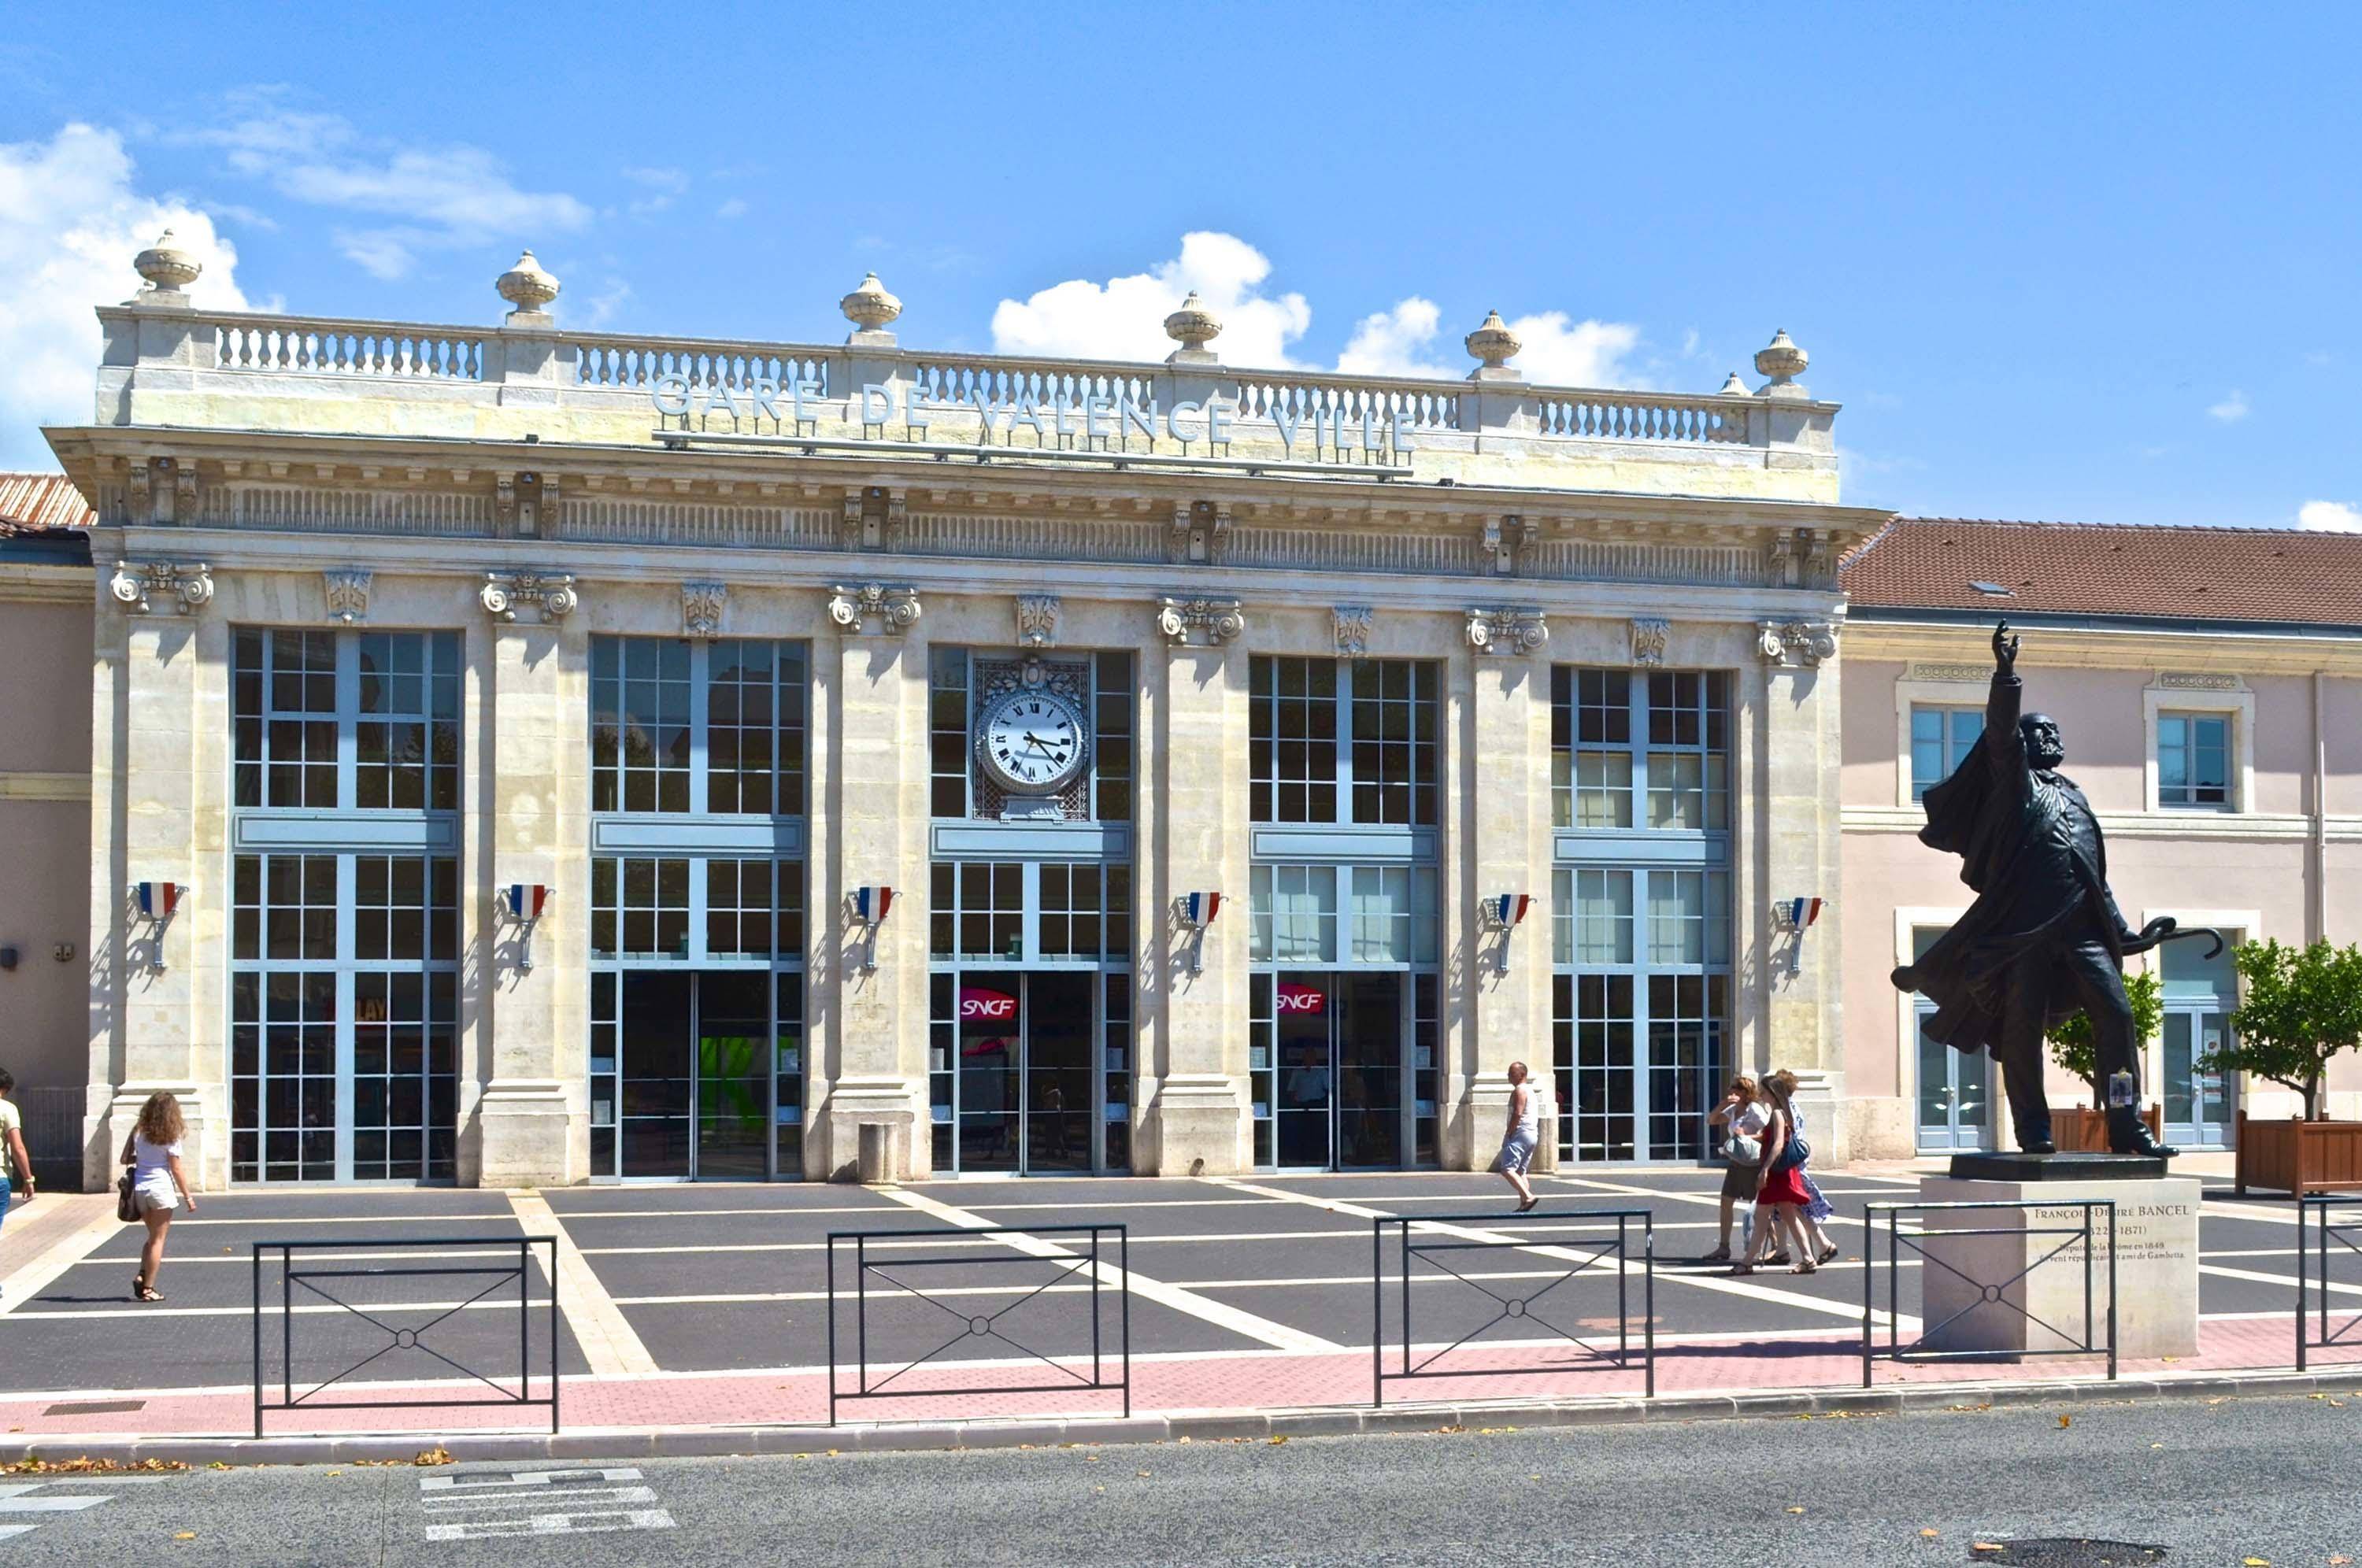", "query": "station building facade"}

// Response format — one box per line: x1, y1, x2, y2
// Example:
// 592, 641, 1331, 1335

29, 242, 1884, 1190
